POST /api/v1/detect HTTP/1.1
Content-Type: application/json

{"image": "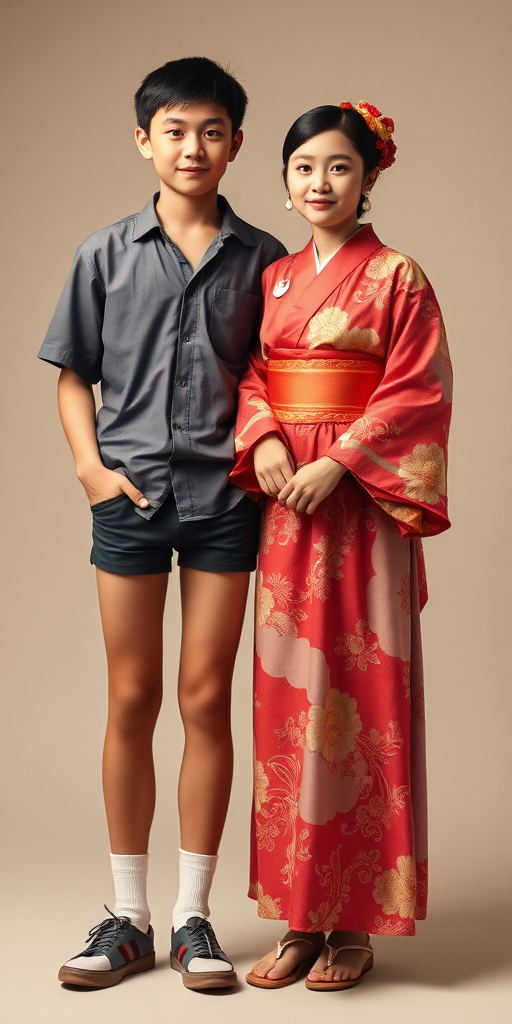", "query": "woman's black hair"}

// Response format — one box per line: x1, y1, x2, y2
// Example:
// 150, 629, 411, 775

135, 57, 248, 137
282, 105, 381, 218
